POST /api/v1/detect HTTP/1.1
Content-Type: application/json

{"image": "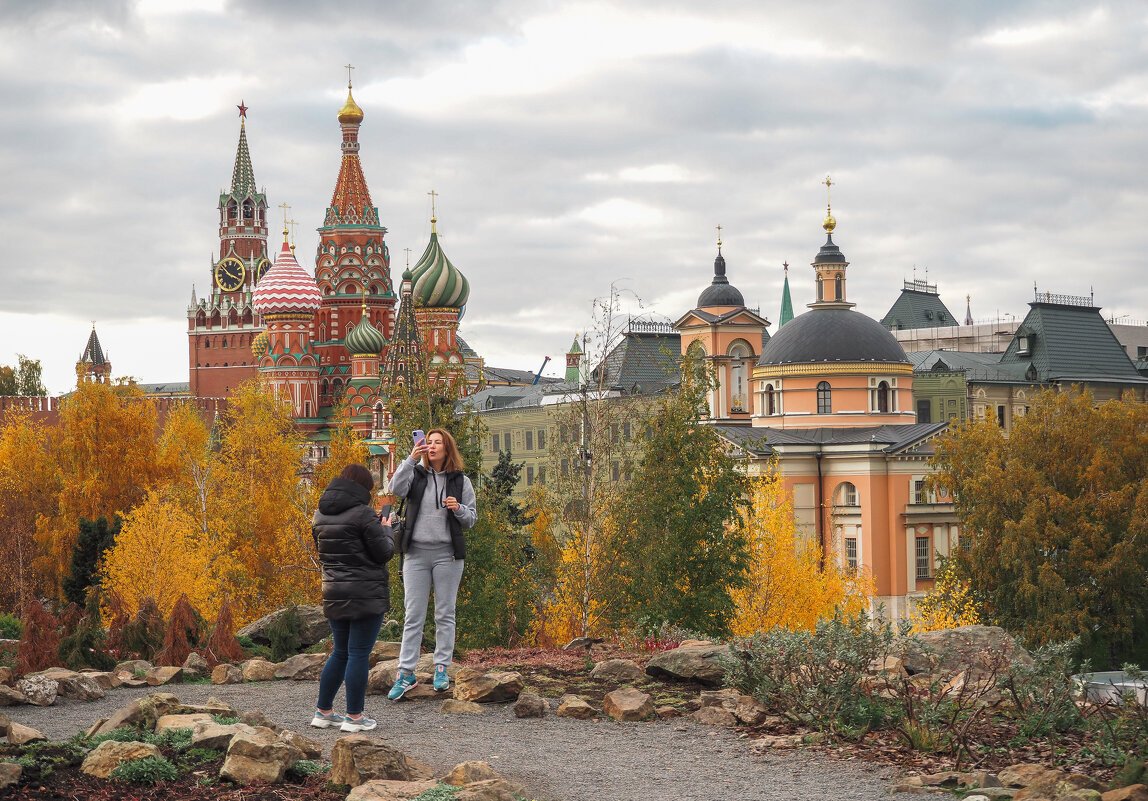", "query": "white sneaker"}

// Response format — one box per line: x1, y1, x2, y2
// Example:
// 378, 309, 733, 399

340, 715, 377, 732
